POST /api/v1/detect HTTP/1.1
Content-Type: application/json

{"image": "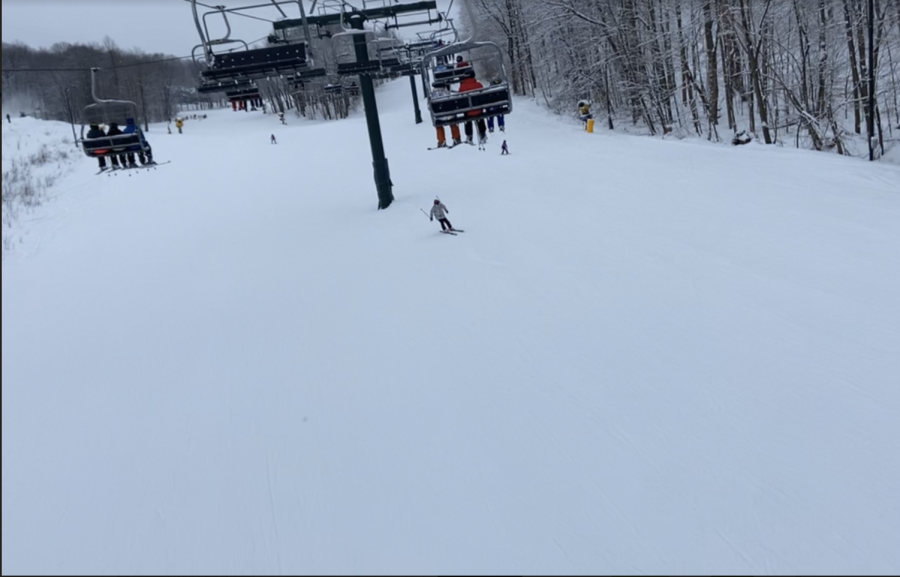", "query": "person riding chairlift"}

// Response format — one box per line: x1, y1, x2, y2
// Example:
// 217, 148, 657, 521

457, 68, 483, 96
457, 69, 484, 143
86, 123, 108, 170
123, 117, 153, 166
105, 121, 125, 168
